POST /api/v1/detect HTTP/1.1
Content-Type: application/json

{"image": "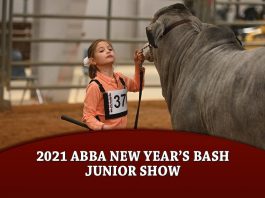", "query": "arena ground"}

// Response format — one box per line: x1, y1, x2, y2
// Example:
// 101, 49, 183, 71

0, 100, 171, 150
